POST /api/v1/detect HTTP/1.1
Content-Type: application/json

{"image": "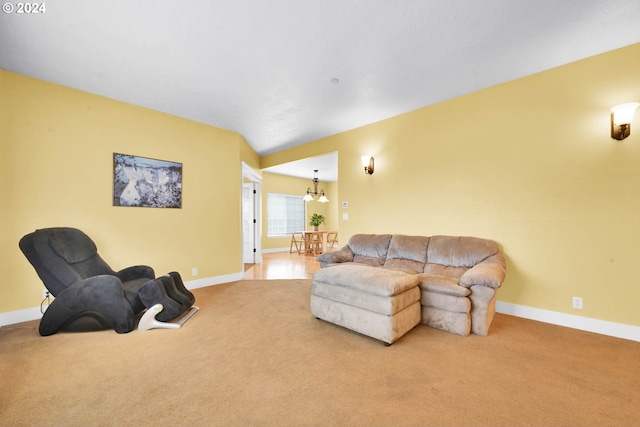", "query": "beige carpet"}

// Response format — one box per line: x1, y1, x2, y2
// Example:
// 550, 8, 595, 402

1, 279, 639, 427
